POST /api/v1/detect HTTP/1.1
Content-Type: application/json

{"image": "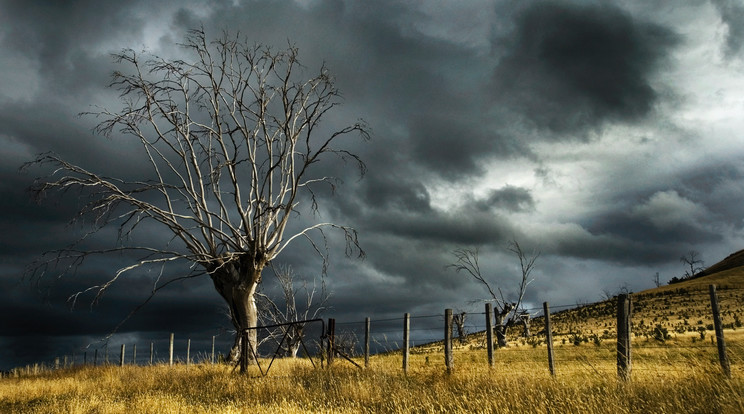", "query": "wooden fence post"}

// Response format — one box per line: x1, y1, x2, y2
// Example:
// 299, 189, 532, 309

444, 308, 453, 373
132, 344, 137, 366
240, 329, 249, 374
709, 285, 731, 377
120, 344, 125, 367
364, 317, 370, 368
485, 303, 494, 367
403, 313, 410, 373
327, 318, 336, 366
211, 336, 216, 364
543, 302, 555, 376
186, 339, 191, 366
150, 342, 154, 365
54, 357, 60, 370
617, 294, 632, 380
169, 333, 174, 366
